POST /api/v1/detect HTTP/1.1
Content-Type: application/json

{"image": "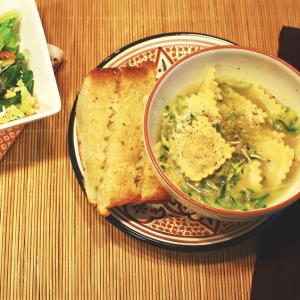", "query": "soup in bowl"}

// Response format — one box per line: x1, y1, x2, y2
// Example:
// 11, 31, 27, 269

144, 46, 300, 221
